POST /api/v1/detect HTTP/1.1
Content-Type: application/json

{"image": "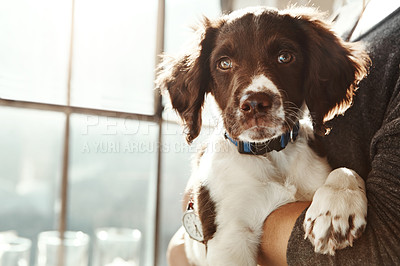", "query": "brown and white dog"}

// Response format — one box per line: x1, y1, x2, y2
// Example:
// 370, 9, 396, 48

157, 7, 370, 266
